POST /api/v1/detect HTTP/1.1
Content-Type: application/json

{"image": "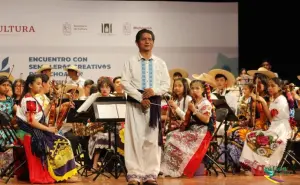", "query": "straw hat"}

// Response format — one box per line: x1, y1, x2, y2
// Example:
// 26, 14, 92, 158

169, 68, 189, 78
36, 64, 52, 74
247, 67, 276, 79
289, 83, 295, 87
192, 73, 217, 88
64, 65, 80, 73
0, 72, 14, 82
207, 69, 235, 87
185, 78, 191, 85
62, 84, 84, 98
297, 75, 300, 80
